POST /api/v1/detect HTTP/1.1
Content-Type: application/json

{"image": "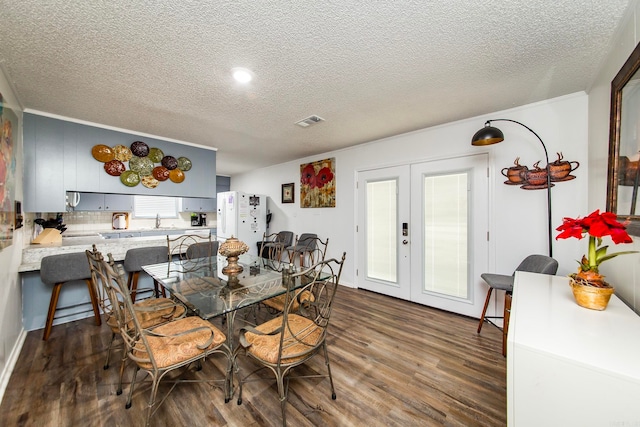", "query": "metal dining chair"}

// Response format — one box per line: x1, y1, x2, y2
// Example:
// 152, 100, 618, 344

259, 231, 295, 271
100, 254, 232, 426
286, 233, 329, 269
237, 253, 346, 426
